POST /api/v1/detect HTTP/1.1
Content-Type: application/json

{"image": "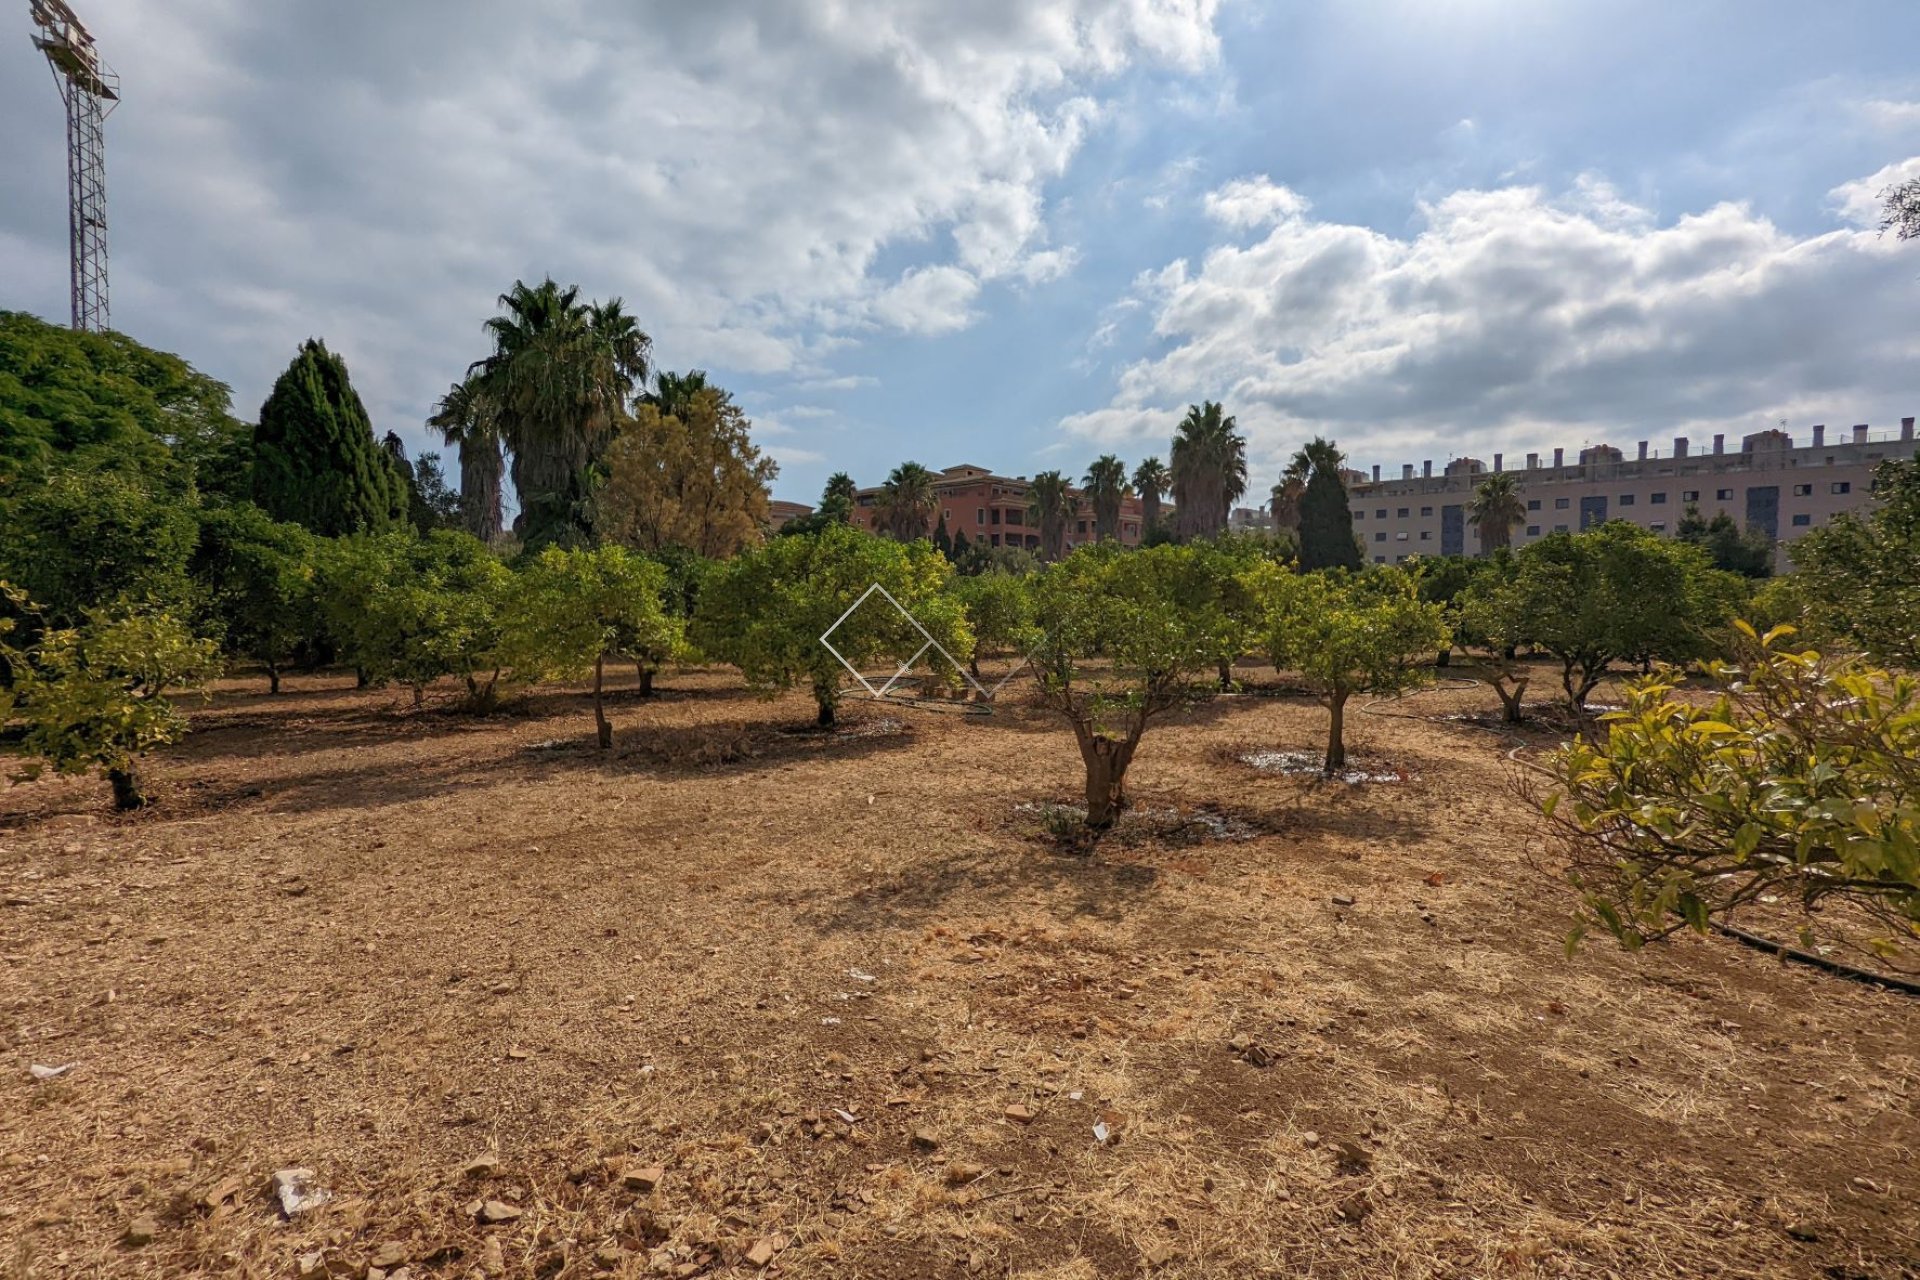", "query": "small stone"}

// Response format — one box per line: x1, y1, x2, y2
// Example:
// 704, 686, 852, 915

1227, 1033, 1251, 1053
477, 1200, 523, 1224
744, 1237, 778, 1268
1005, 1104, 1035, 1125
370, 1242, 409, 1269
621, 1165, 664, 1193
506, 1047, 530, 1061
463, 1154, 501, 1179
1333, 1140, 1372, 1176
944, 1161, 986, 1187
480, 1238, 506, 1274
270, 1167, 331, 1217
200, 1175, 245, 1213
1337, 1191, 1372, 1222
1331, 894, 1356, 907
29, 1063, 76, 1082
910, 1129, 939, 1152
122, 1215, 158, 1247
1301, 1132, 1321, 1149
1785, 1223, 1819, 1242
1141, 1242, 1175, 1268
